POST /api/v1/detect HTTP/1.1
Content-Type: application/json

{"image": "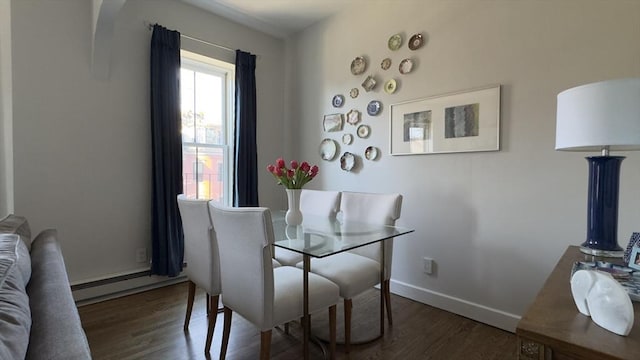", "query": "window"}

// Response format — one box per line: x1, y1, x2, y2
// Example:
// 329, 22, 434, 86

180, 50, 234, 204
